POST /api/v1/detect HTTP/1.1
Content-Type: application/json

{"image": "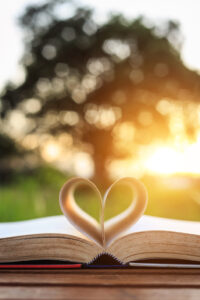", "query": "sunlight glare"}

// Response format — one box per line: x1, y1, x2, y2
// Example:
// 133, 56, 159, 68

144, 135, 200, 175
41, 141, 61, 162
